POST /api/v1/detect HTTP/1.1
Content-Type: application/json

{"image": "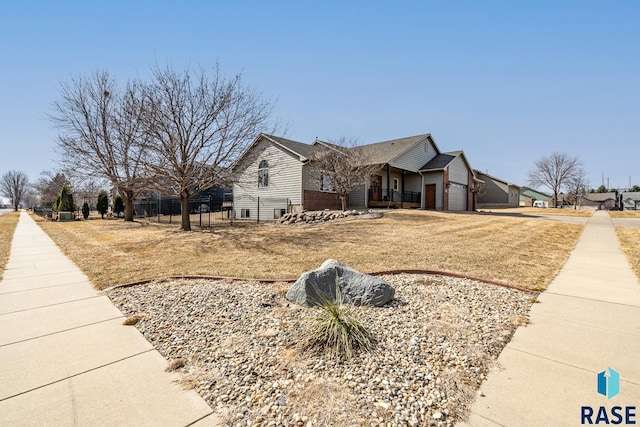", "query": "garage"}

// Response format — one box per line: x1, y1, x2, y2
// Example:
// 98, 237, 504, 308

448, 182, 467, 211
